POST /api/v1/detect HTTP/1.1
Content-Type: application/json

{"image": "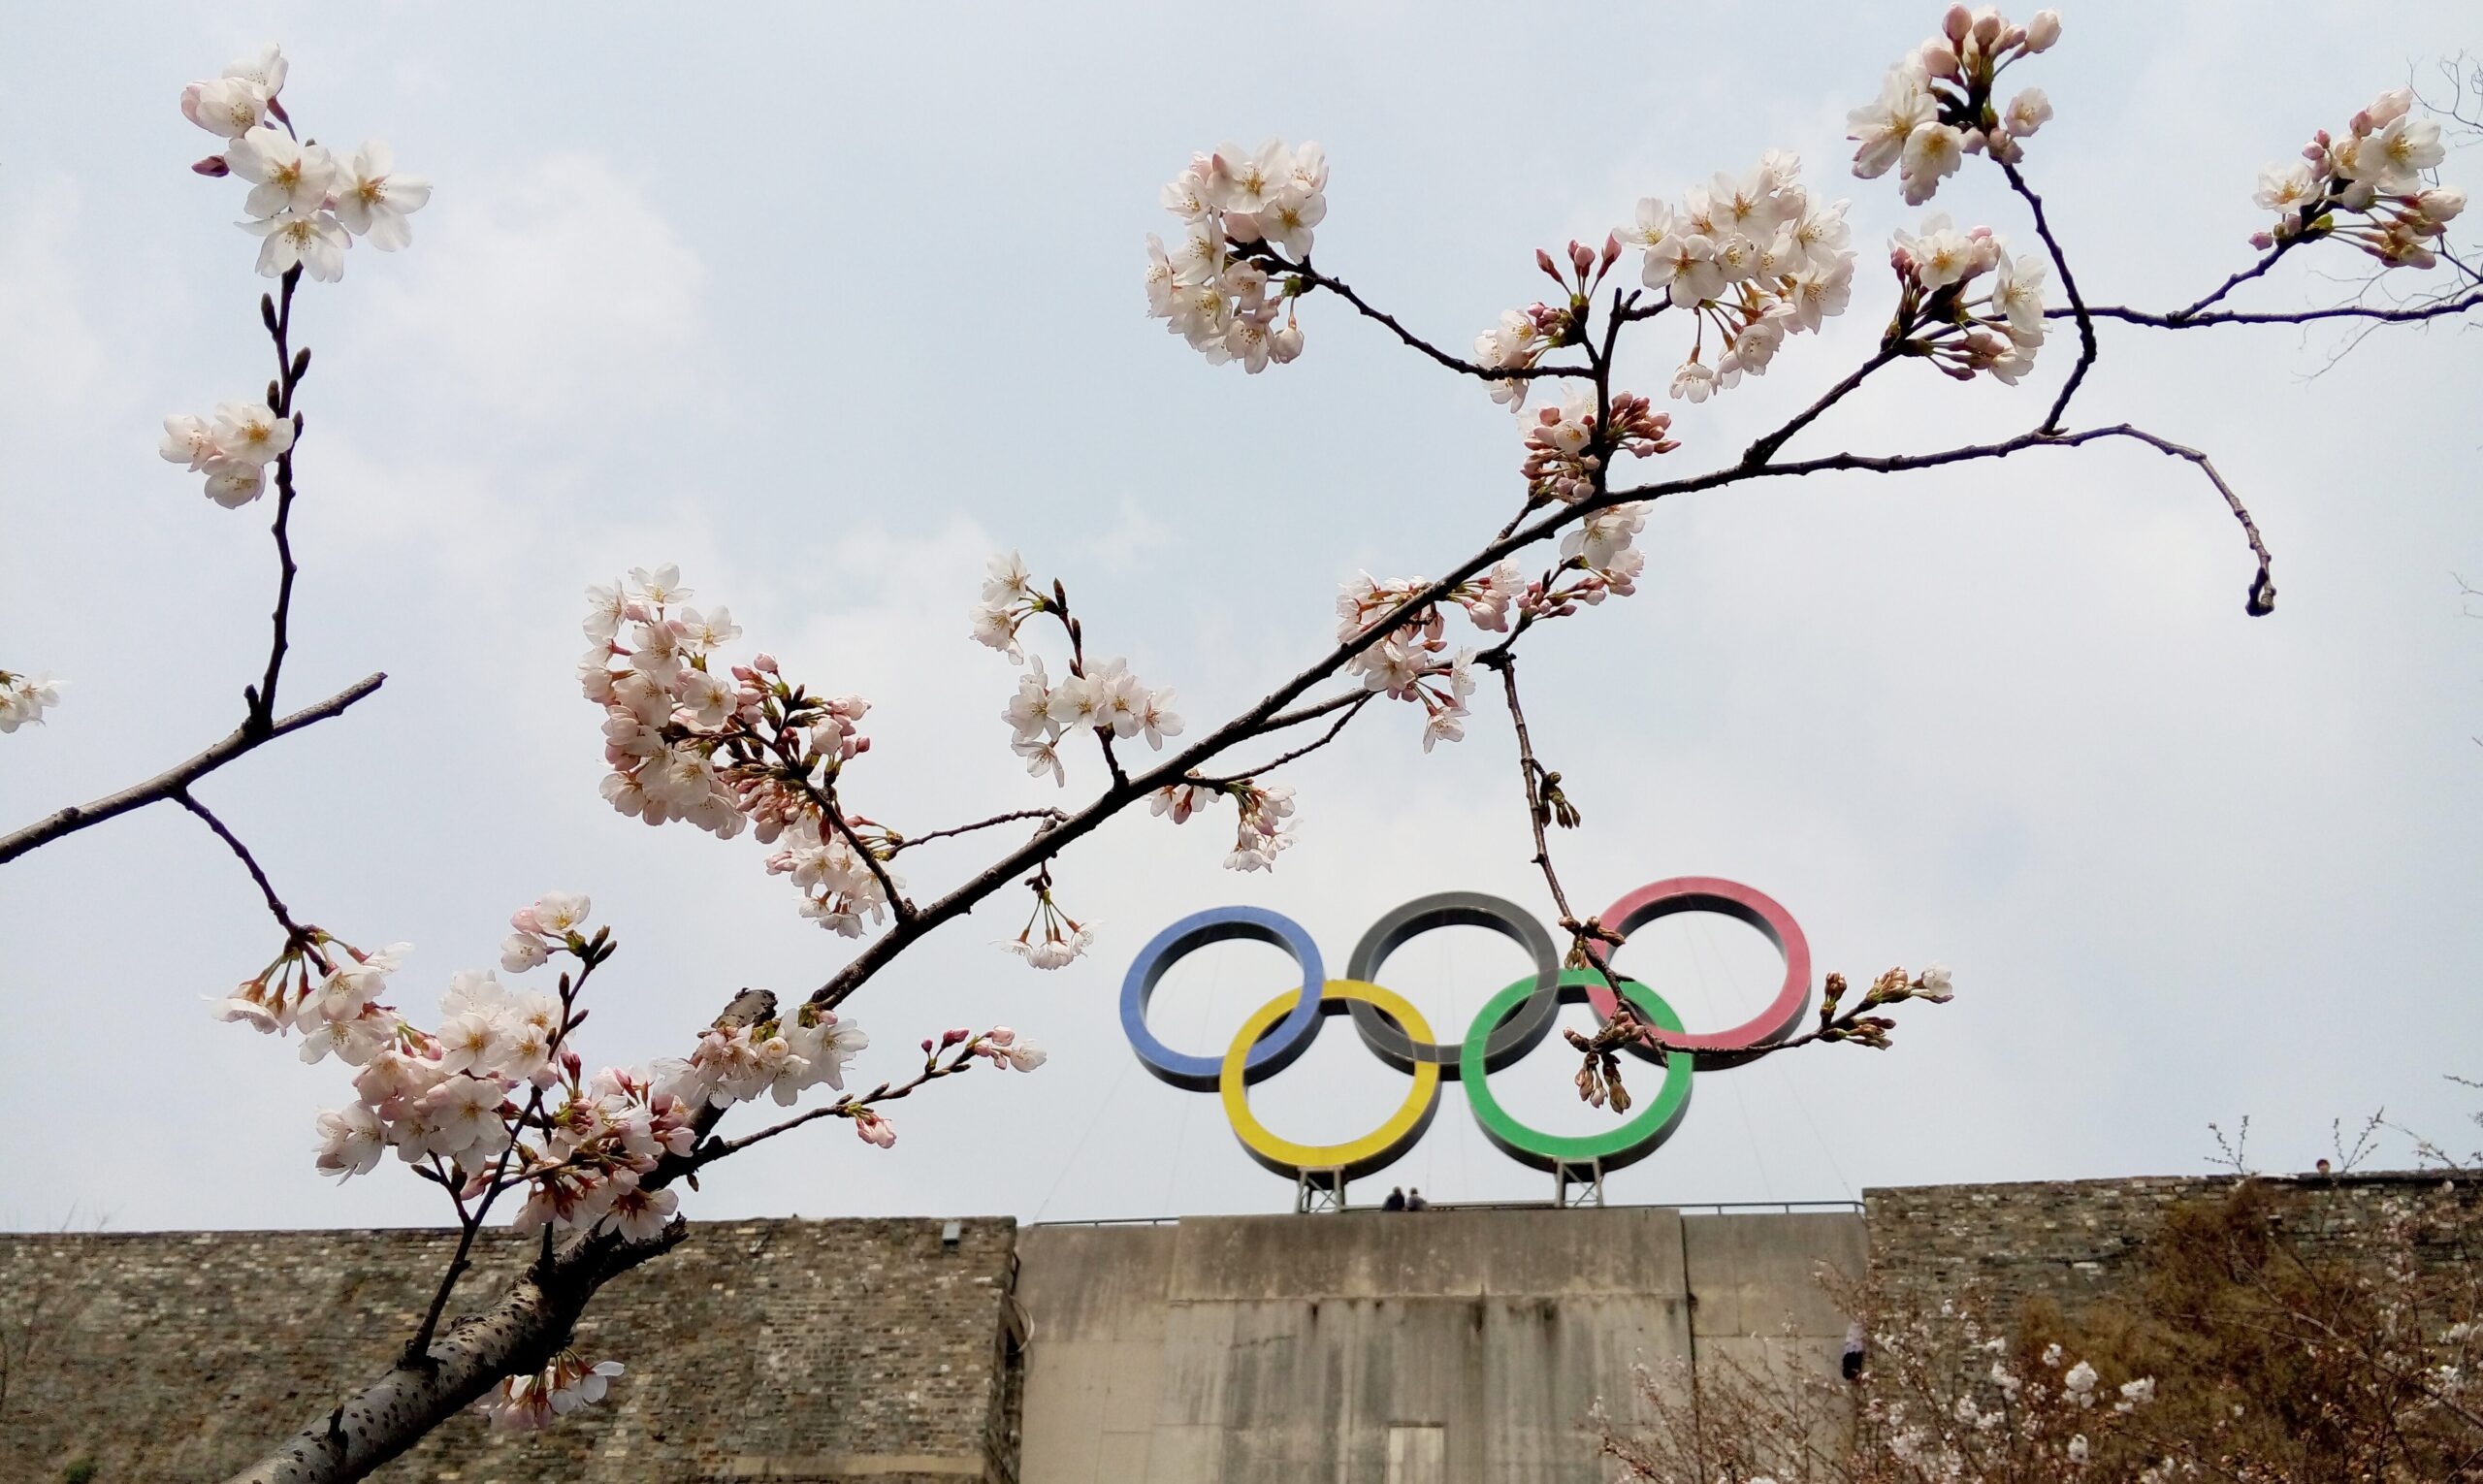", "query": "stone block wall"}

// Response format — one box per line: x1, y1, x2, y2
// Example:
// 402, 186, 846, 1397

0, 1217, 1020, 1484
1864, 1171, 2482, 1319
